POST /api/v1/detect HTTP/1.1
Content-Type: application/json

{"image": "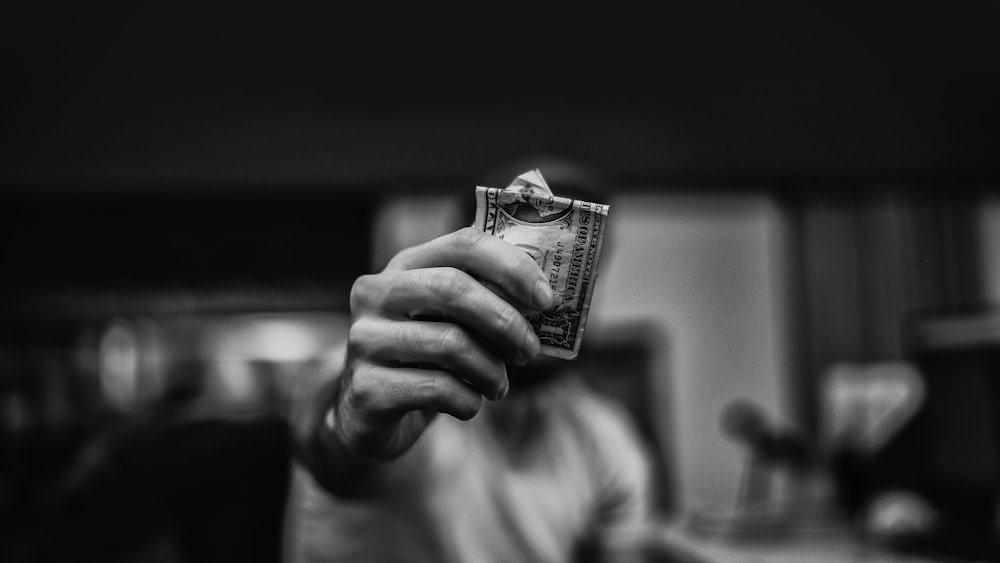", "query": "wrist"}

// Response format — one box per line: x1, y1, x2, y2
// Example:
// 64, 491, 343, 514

302, 377, 378, 497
